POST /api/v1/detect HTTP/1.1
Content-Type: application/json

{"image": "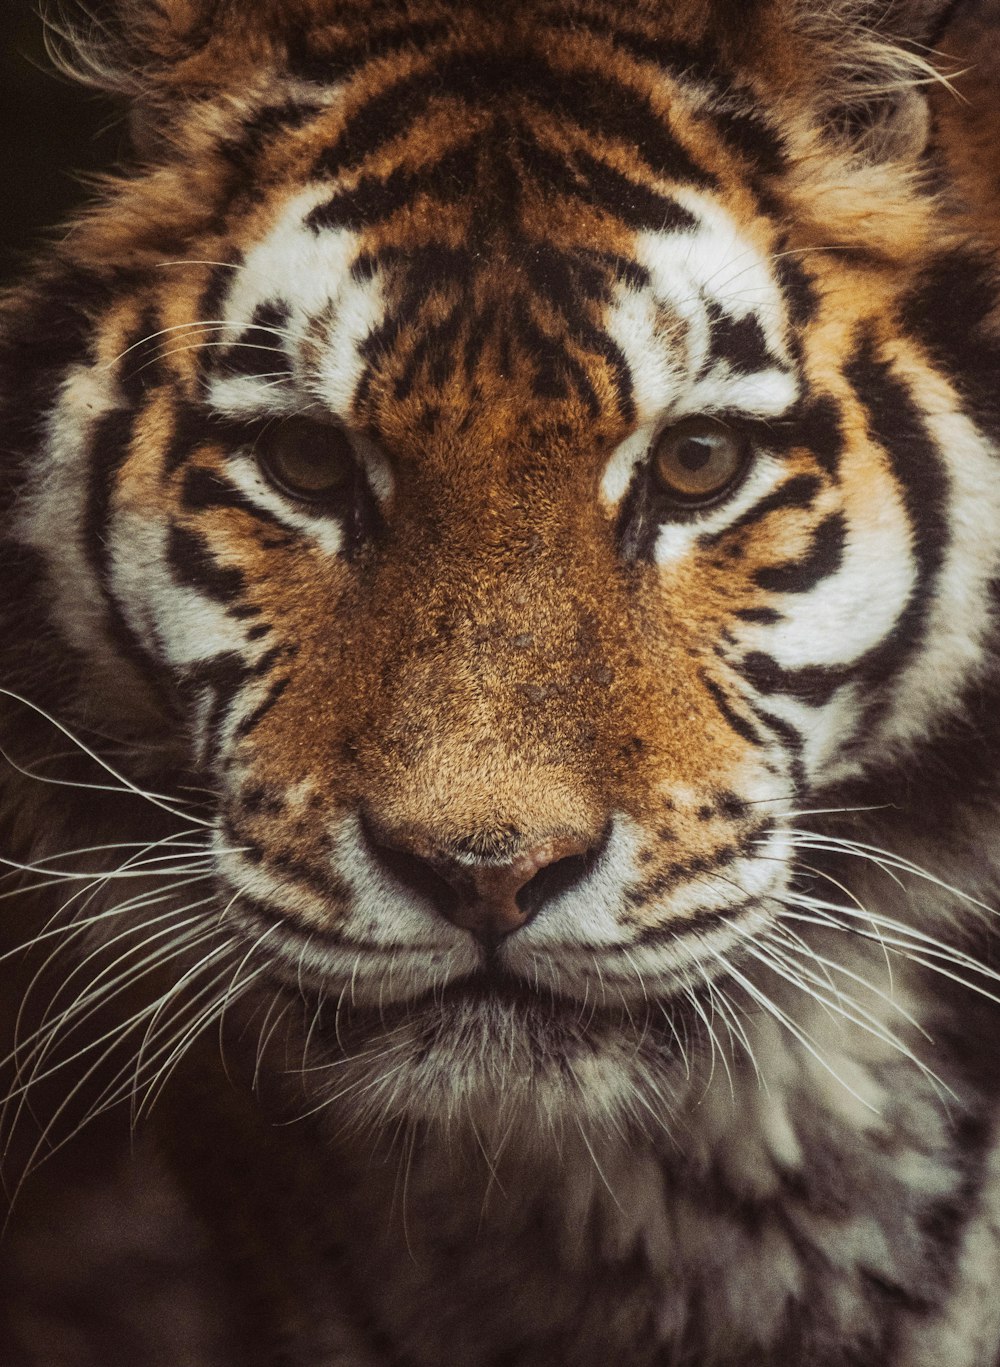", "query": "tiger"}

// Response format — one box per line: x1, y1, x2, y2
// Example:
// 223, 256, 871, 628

4, 0, 1000, 1362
